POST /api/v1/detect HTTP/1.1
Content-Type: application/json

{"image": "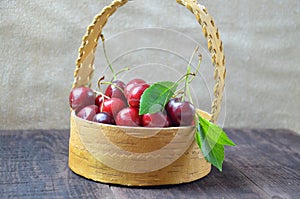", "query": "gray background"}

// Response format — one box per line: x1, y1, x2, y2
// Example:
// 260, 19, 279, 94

1, 0, 299, 133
